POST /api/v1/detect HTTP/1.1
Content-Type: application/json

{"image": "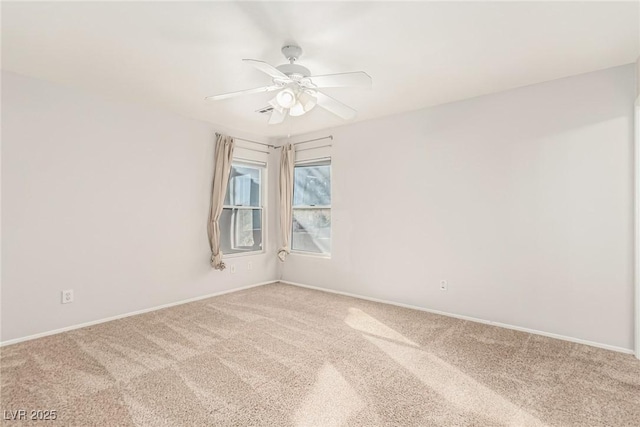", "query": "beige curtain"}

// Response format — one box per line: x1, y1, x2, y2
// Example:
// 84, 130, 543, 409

208, 134, 235, 269
278, 143, 295, 261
